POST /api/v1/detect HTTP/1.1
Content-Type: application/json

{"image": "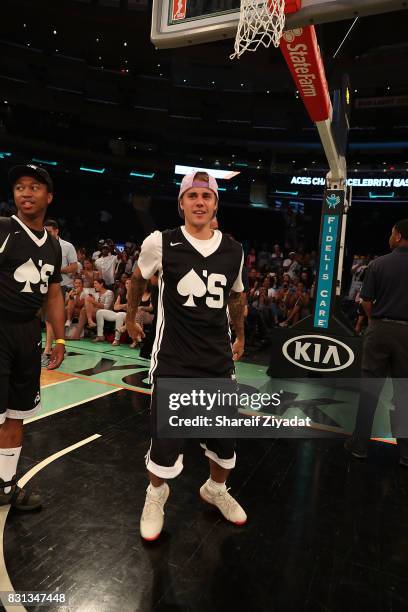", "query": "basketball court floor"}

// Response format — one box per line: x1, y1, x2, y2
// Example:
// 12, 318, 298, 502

2, 339, 407, 612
